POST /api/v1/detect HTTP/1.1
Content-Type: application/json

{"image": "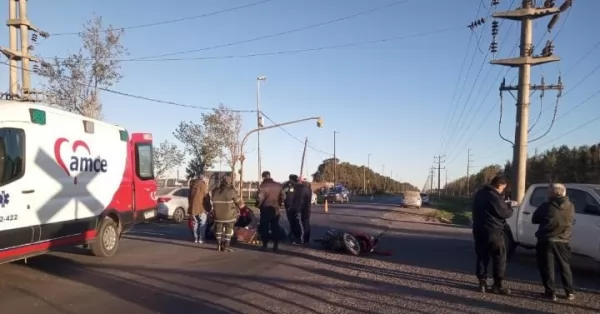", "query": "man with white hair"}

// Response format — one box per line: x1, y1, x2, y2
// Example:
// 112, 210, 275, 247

532, 183, 575, 302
